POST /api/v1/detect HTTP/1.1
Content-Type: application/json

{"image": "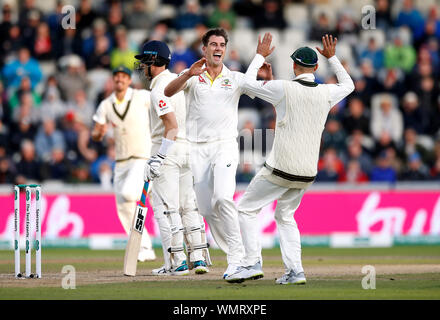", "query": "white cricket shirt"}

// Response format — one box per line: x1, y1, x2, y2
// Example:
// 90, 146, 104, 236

180, 59, 260, 143
149, 69, 186, 144
93, 87, 152, 161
